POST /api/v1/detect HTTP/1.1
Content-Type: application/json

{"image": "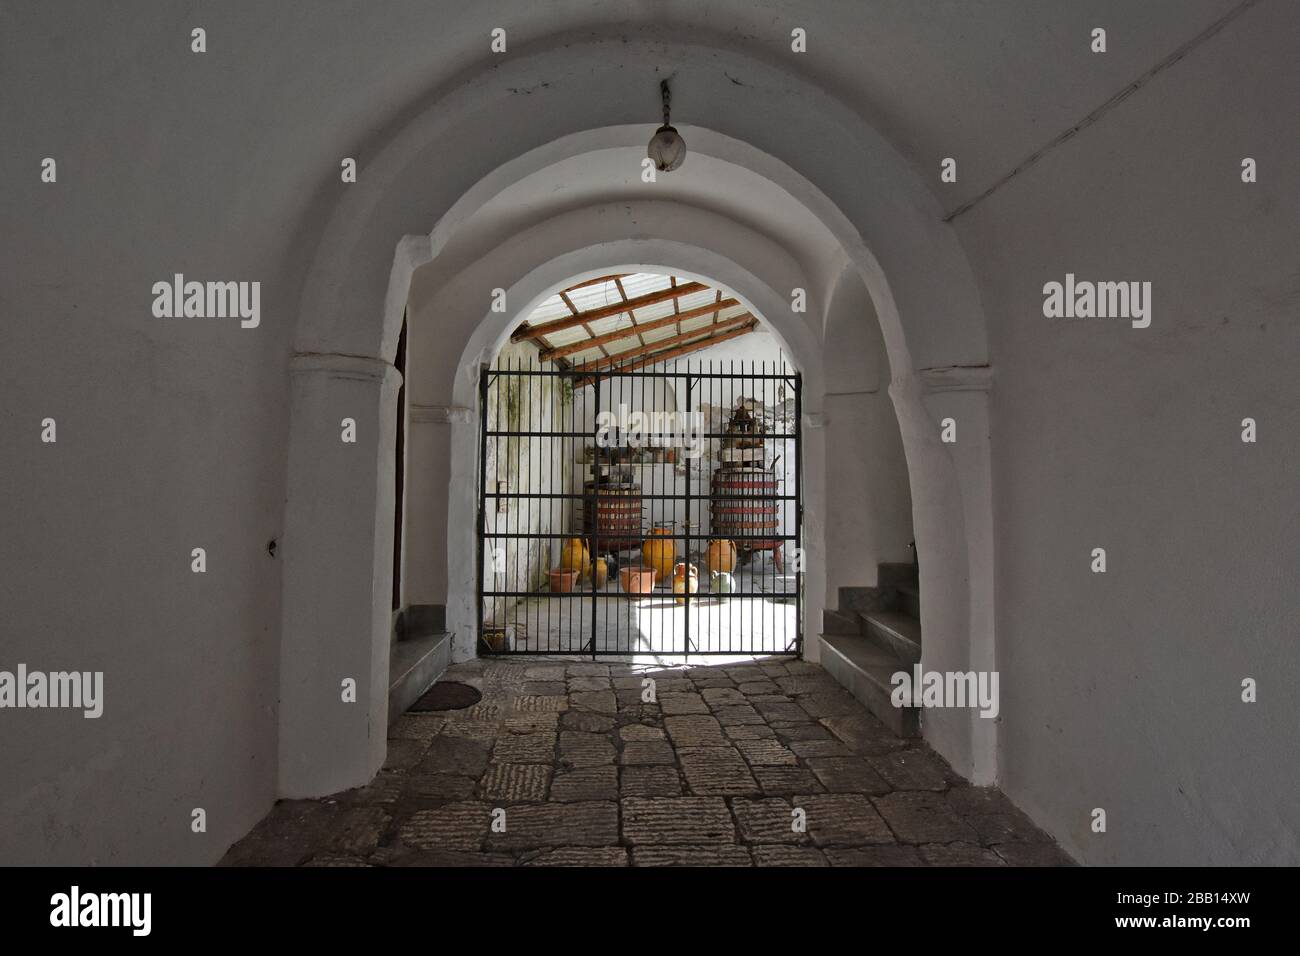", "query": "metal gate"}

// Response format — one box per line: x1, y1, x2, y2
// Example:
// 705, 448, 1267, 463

476, 358, 801, 657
